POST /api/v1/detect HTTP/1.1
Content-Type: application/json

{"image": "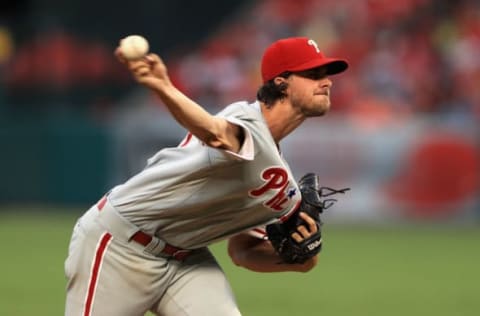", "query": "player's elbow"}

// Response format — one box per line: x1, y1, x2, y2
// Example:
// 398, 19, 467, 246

228, 242, 246, 267
227, 234, 257, 268
202, 133, 224, 149
203, 118, 242, 152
